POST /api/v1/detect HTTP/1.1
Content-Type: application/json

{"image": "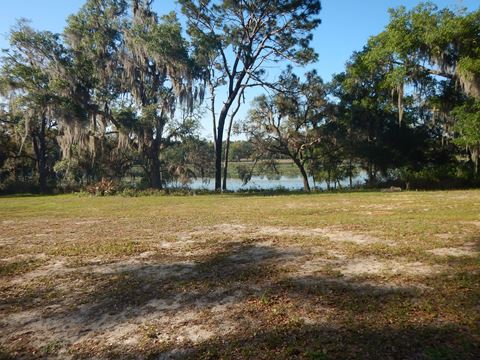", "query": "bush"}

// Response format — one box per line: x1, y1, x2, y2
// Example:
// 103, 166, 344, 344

85, 178, 117, 196
53, 159, 83, 192
0, 179, 40, 194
